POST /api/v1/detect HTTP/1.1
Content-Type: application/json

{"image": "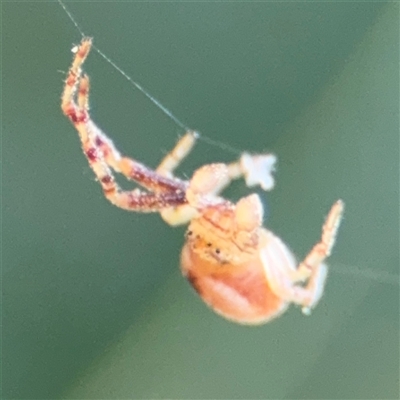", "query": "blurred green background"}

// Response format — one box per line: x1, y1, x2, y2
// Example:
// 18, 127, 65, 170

3, 2, 399, 399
